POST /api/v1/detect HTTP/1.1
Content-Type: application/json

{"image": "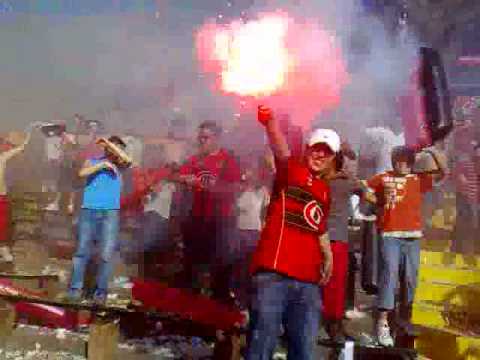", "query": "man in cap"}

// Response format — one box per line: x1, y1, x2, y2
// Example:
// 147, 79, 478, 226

246, 106, 339, 360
